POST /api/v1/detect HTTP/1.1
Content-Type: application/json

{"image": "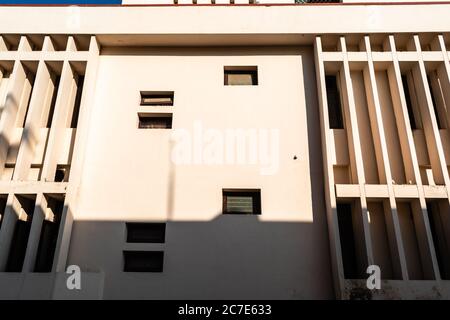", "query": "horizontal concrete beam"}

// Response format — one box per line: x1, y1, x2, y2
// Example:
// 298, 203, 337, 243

0, 5, 450, 37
